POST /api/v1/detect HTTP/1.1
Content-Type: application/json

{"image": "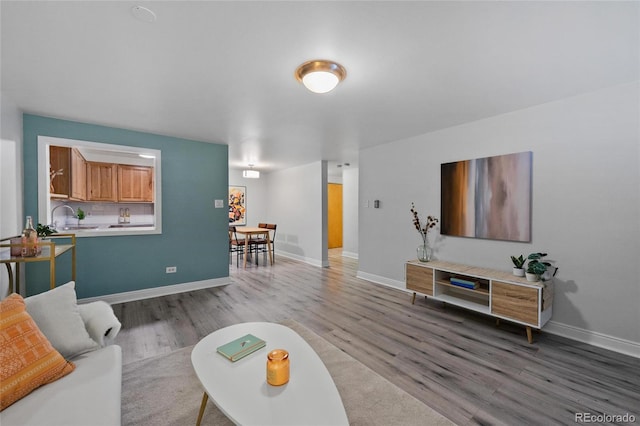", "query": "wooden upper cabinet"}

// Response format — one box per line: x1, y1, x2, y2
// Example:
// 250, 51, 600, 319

87, 162, 118, 201
49, 146, 71, 197
49, 146, 86, 200
118, 165, 154, 202
51, 148, 154, 203
70, 148, 87, 200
